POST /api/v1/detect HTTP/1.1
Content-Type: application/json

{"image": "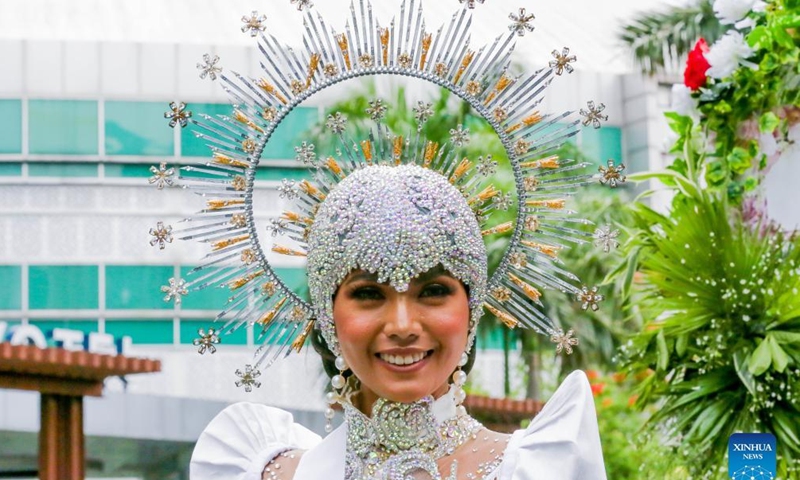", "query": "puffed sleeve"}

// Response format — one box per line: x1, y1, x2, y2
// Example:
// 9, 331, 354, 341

190, 402, 322, 480
495, 370, 607, 480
